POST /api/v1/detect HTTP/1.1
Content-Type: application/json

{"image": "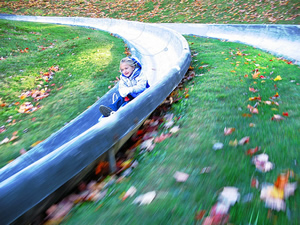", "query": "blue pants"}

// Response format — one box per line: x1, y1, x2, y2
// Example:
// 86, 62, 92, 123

108, 94, 134, 112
